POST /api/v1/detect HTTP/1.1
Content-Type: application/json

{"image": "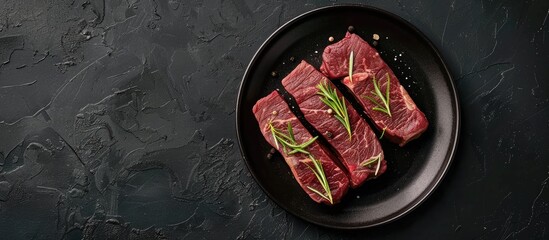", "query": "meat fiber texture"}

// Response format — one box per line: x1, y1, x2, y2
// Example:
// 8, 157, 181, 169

253, 91, 349, 204
320, 32, 429, 146
282, 61, 386, 188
